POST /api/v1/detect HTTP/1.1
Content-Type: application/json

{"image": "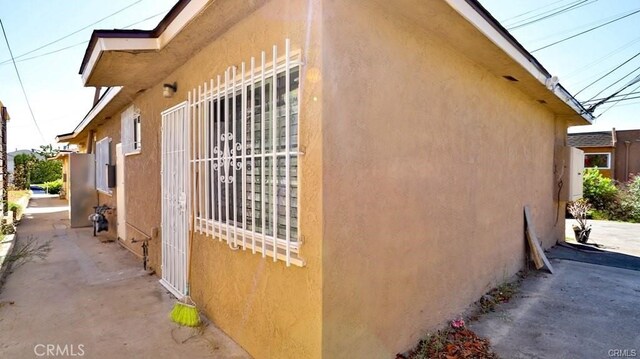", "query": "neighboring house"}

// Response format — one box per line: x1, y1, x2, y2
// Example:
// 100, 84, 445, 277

56, 0, 592, 358
613, 129, 640, 182
568, 128, 640, 182
50, 149, 77, 200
